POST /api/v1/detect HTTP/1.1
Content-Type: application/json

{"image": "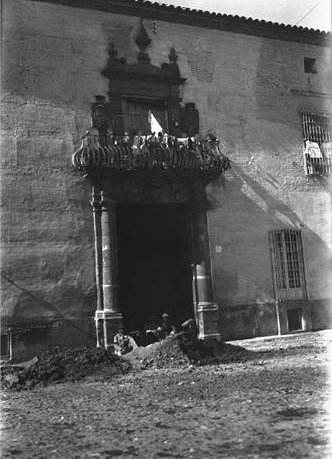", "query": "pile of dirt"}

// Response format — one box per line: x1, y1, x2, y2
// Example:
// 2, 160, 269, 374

1, 346, 130, 390
124, 333, 254, 369
1, 336, 258, 389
